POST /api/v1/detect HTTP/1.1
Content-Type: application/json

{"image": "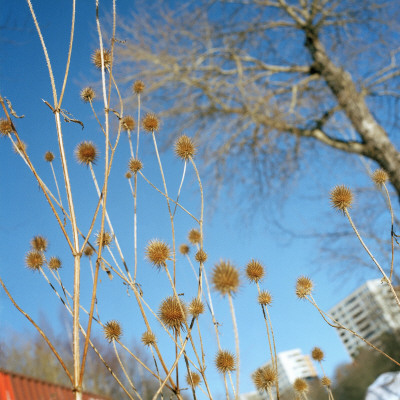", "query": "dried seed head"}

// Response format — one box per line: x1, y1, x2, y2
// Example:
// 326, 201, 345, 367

103, 320, 122, 342
246, 259, 265, 283
296, 276, 314, 299
179, 244, 190, 255
0, 119, 13, 136
159, 296, 187, 331
188, 229, 201, 245
175, 135, 196, 161
372, 169, 389, 186
128, 158, 143, 174
293, 378, 308, 393
75, 141, 98, 165
83, 245, 94, 257
258, 290, 272, 306
133, 80, 145, 94
48, 256, 62, 270
121, 116, 135, 131
25, 250, 45, 271
188, 298, 205, 317
80, 87, 96, 103
186, 371, 201, 388
31, 236, 48, 252
311, 347, 324, 362
253, 366, 277, 391
44, 151, 55, 162
215, 350, 235, 373
142, 113, 159, 132
141, 330, 156, 346
125, 171, 132, 179
330, 185, 353, 211
195, 249, 207, 263
145, 239, 171, 267
92, 48, 111, 70
321, 376, 331, 387
13, 140, 27, 154
212, 260, 240, 296
96, 231, 113, 247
